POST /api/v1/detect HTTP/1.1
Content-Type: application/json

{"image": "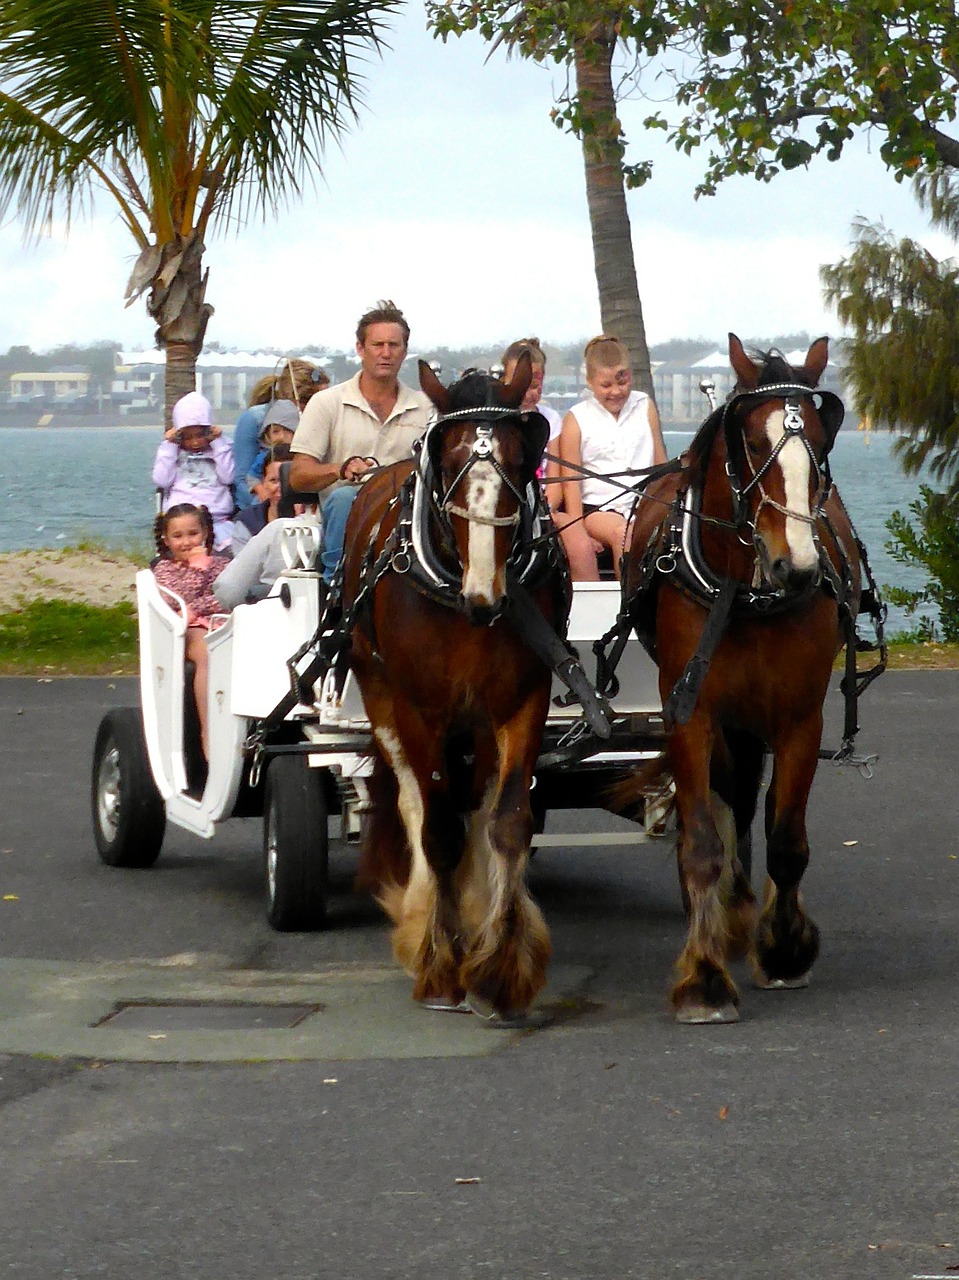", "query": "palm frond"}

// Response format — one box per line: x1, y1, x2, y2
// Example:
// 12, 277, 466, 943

0, 0, 401, 240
